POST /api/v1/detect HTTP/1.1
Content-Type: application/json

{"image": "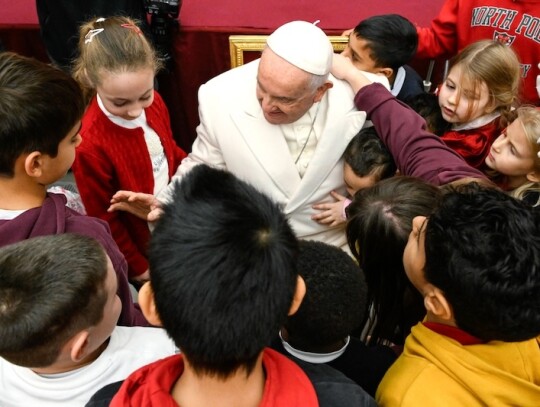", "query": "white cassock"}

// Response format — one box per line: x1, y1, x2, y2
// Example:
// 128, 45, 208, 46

160, 59, 389, 249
